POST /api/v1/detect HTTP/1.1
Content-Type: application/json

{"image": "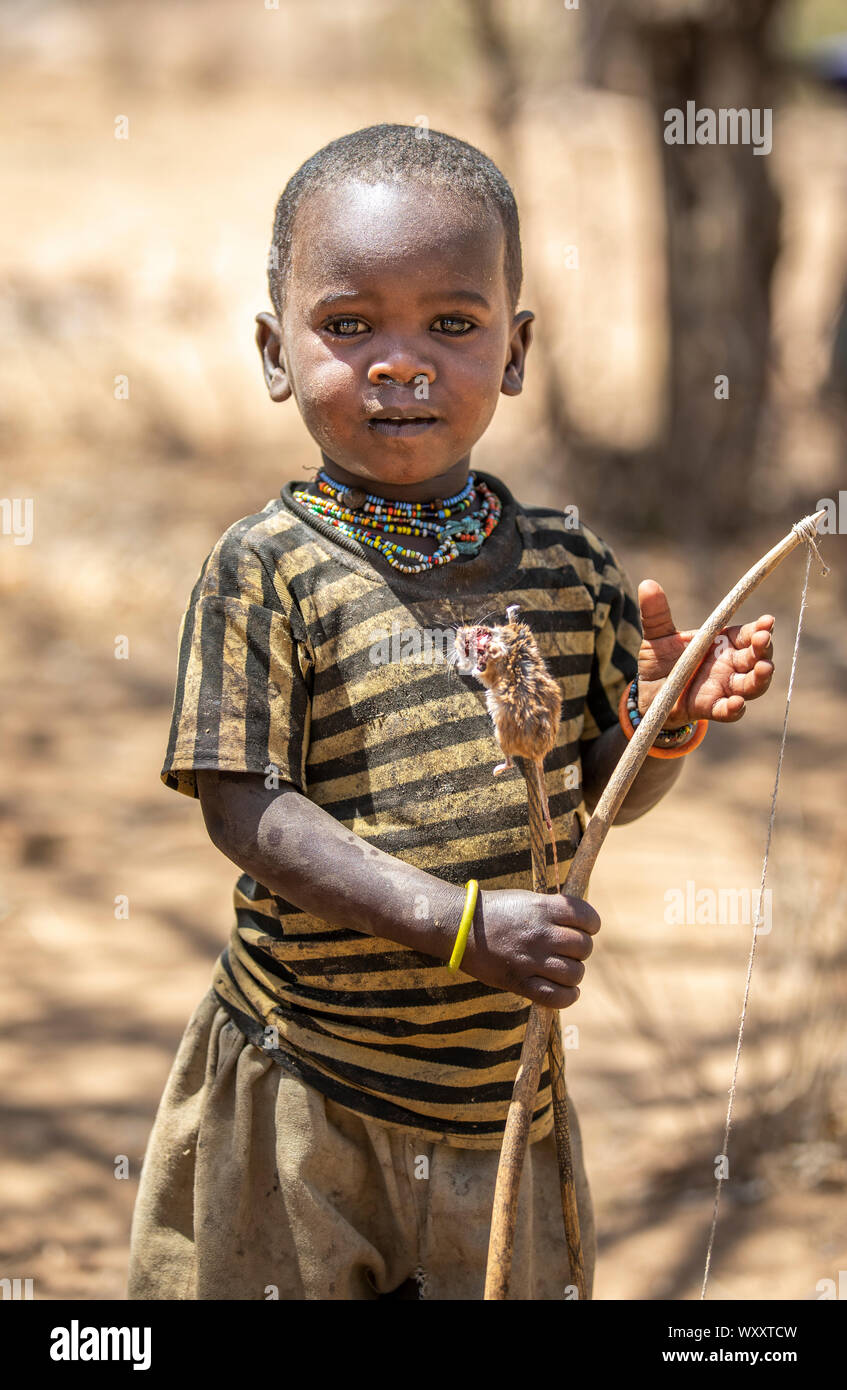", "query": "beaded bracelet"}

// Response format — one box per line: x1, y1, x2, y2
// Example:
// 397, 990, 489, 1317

618, 676, 708, 759
448, 879, 479, 973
